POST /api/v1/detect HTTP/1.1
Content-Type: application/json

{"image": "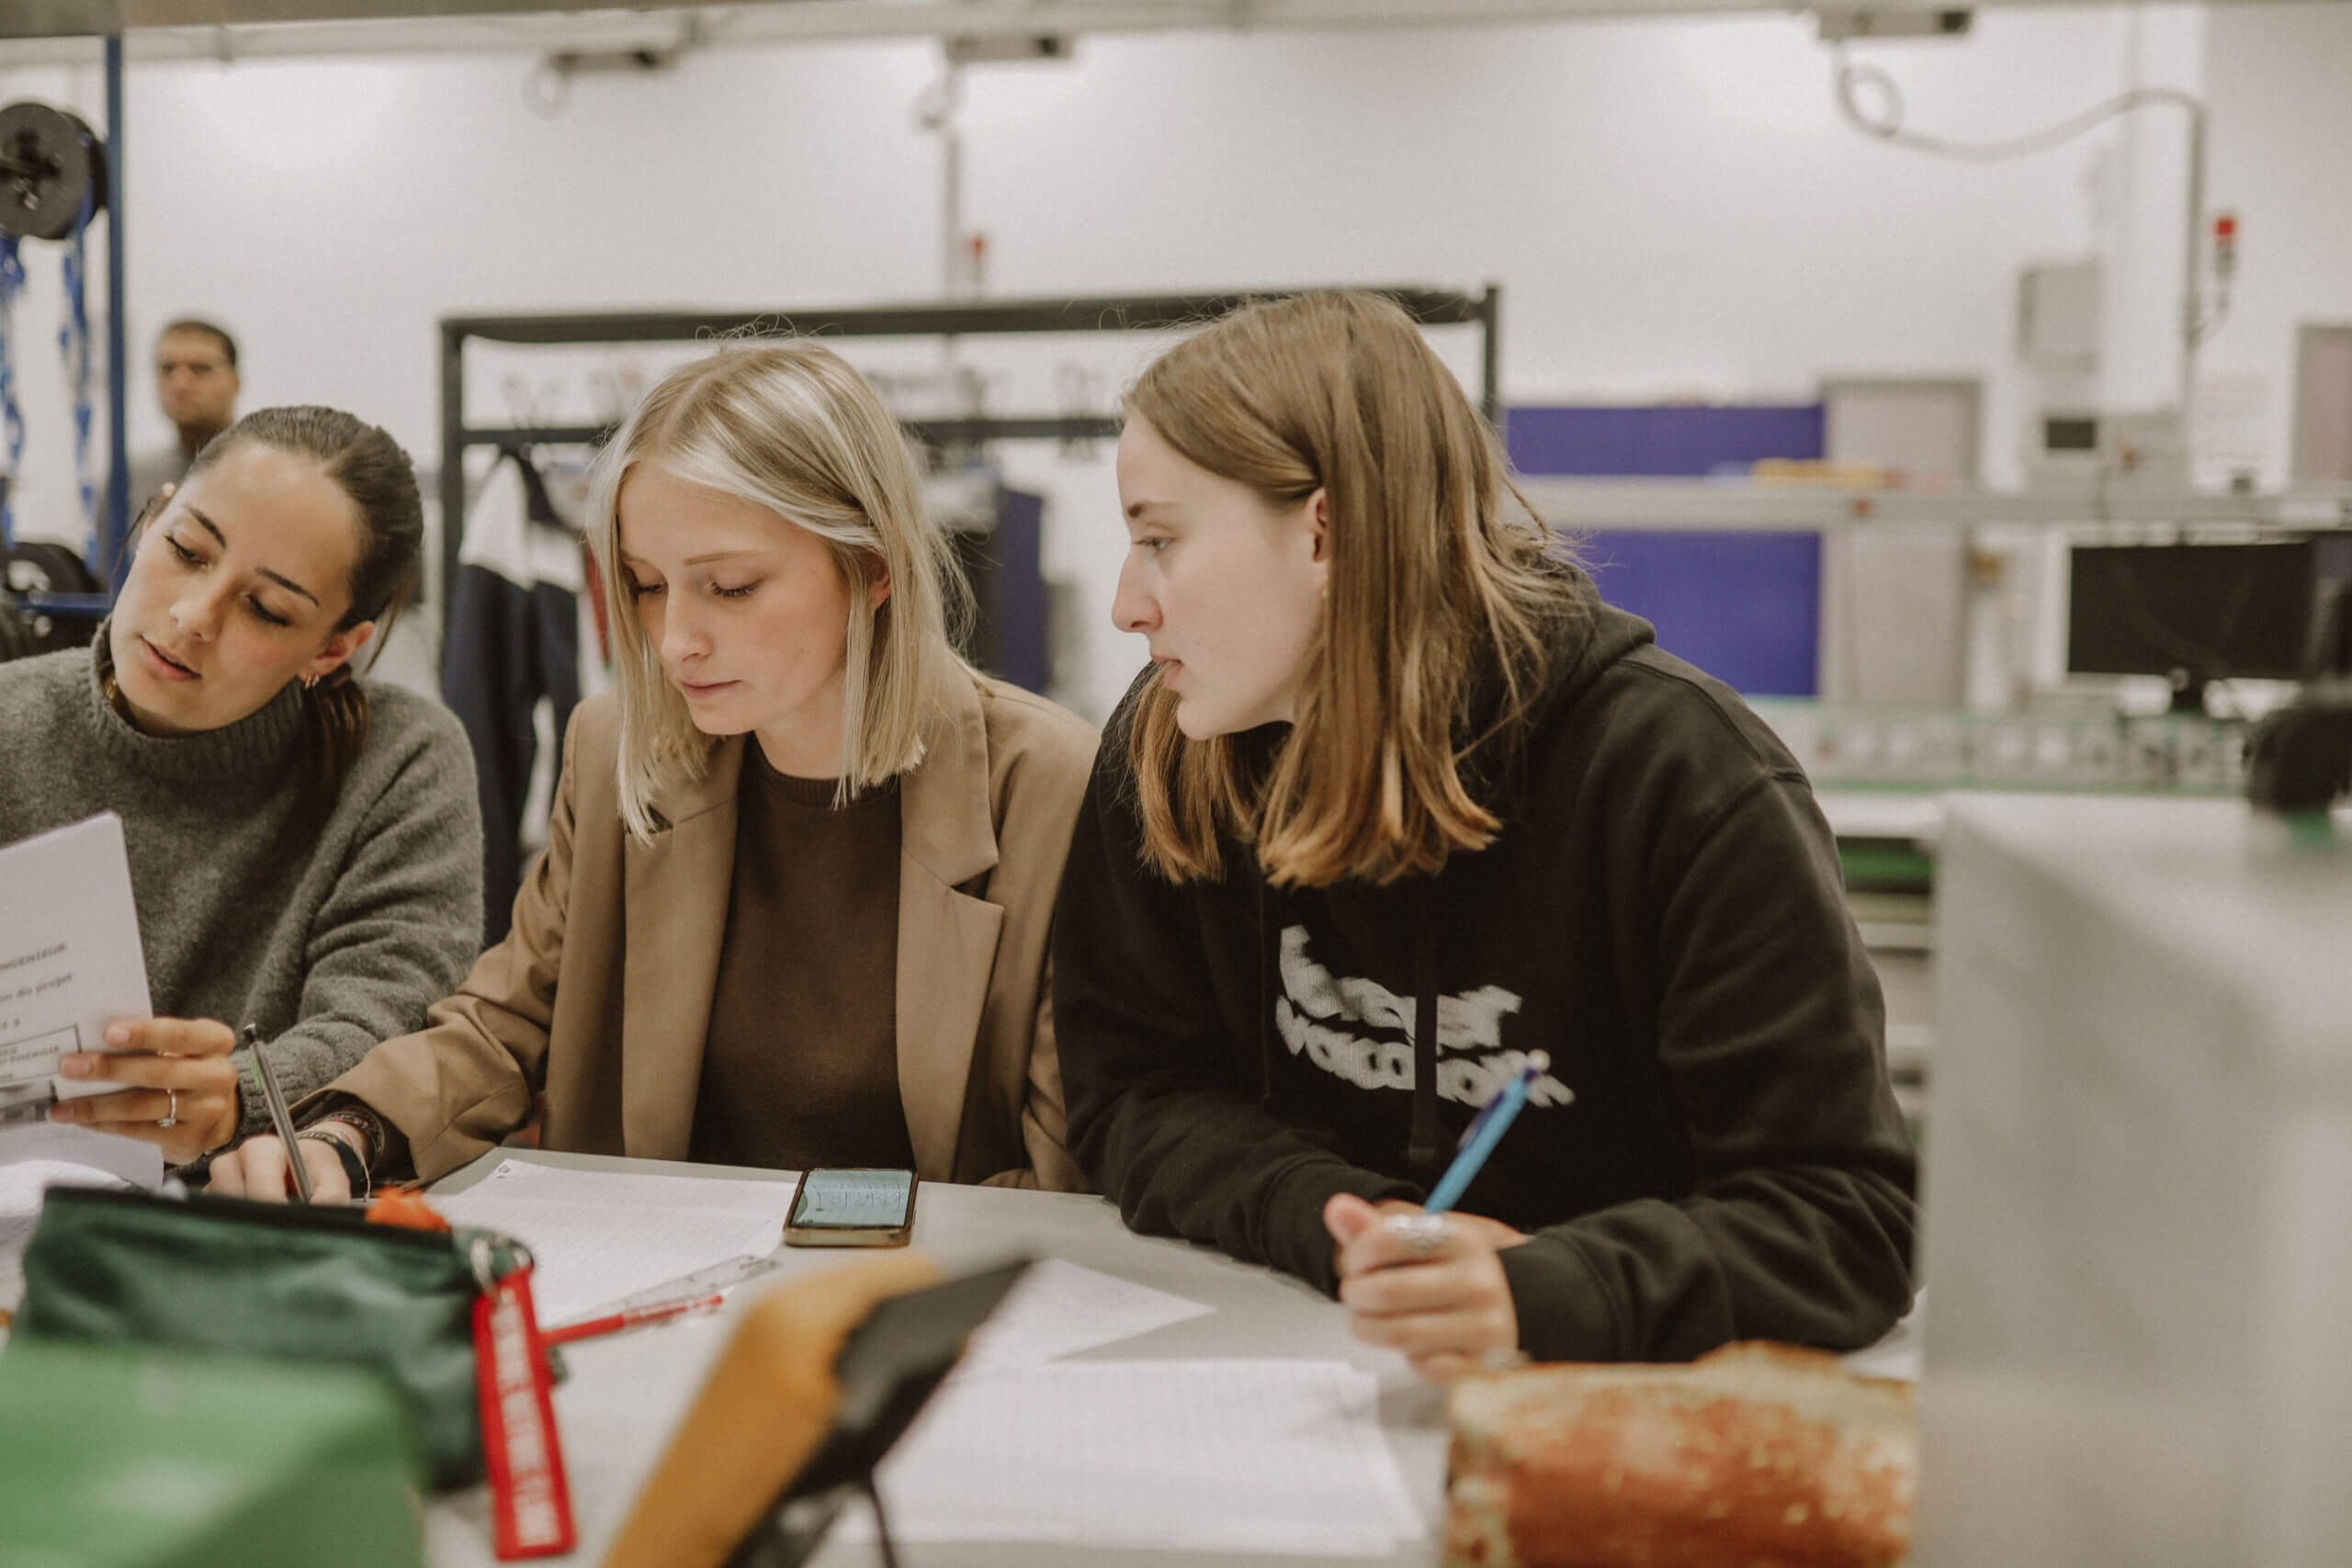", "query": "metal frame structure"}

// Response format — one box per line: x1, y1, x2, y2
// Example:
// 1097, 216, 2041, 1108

435, 284, 1502, 630
1, 34, 132, 626
3, 1, 2301, 61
